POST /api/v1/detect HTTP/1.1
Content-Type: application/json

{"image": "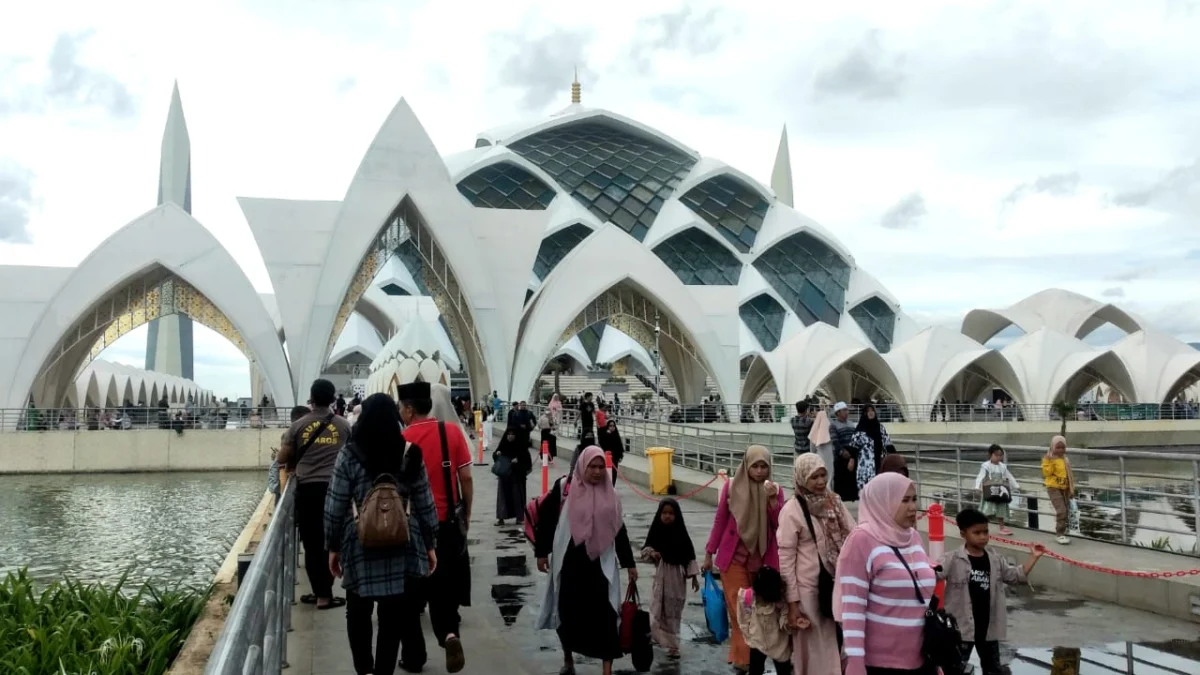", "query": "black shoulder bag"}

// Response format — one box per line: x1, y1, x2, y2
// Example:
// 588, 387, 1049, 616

797, 498, 835, 618
438, 422, 470, 543
891, 547, 964, 675
290, 413, 335, 470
